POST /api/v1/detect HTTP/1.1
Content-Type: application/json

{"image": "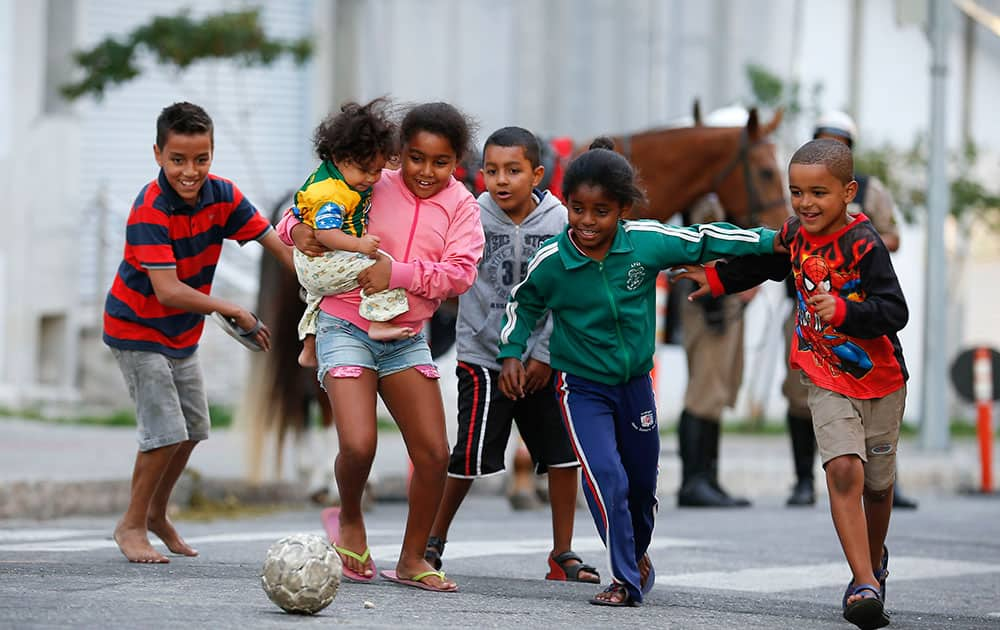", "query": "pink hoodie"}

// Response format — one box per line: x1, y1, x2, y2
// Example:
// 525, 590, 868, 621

277, 169, 484, 333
